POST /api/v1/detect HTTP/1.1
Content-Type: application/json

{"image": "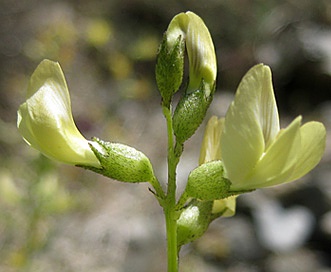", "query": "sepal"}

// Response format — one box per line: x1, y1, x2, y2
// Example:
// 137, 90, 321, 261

177, 200, 213, 248
185, 160, 231, 200
82, 138, 155, 183
156, 34, 185, 107
173, 81, 214, 144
